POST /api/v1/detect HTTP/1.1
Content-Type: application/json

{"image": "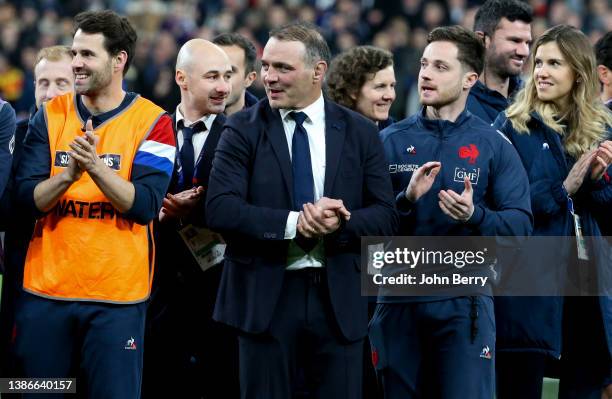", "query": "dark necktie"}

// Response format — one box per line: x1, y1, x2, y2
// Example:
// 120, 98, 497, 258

290, 111, 318, 253
180, 121, 206, 190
